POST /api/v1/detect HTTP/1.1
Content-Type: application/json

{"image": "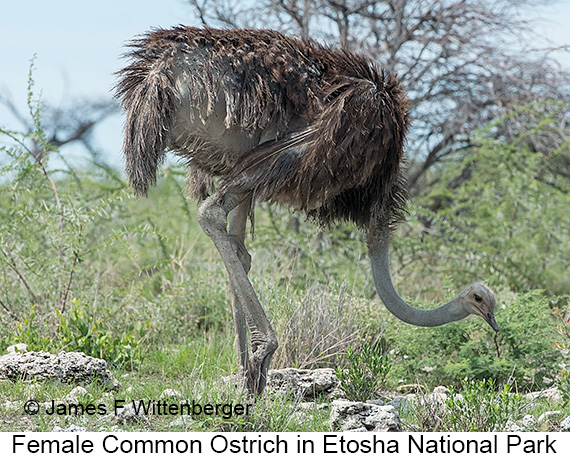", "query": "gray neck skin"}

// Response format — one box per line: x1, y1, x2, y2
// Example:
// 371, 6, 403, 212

367, 229, 469, 327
